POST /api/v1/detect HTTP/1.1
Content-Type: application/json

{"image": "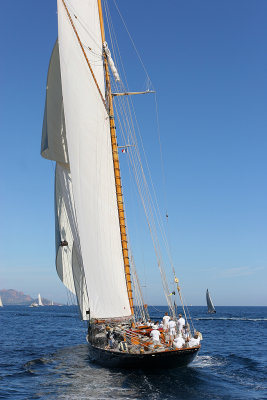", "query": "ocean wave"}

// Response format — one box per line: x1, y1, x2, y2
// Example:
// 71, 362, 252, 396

195, 317, 267, 321
23, 358, 51, 368
191, 355, 226, 368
